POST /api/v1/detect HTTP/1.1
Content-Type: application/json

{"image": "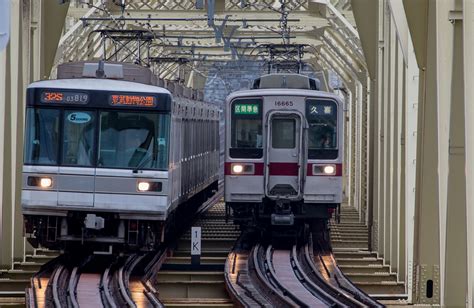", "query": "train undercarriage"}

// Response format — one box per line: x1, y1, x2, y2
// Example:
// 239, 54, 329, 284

227, 200, 339, 244
24, 180, 219, 252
